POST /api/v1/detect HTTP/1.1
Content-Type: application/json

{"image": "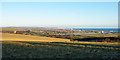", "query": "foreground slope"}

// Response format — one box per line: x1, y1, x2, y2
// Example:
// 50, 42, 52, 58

2, 41, 120, 58
1, 33, 120, 58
